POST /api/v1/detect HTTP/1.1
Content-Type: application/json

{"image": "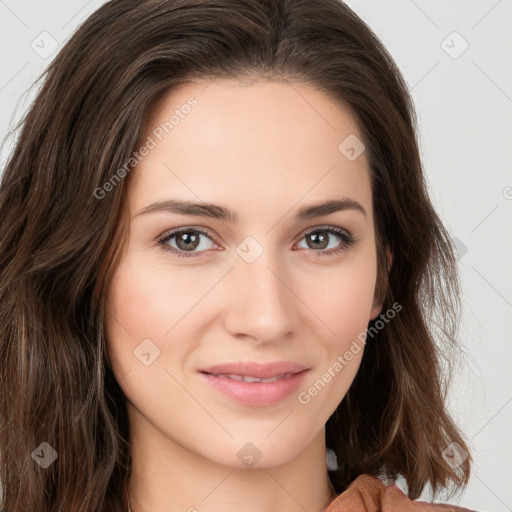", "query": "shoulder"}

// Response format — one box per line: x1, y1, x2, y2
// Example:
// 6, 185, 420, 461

326, 474, 477, 512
